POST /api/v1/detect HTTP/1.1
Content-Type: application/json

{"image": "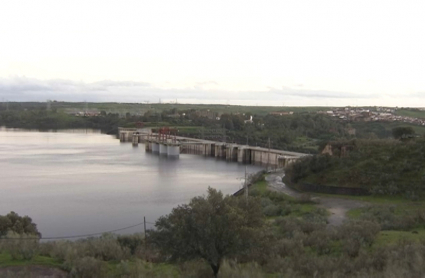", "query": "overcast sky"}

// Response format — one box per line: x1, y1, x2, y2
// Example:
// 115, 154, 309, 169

1, 0, 424, 106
